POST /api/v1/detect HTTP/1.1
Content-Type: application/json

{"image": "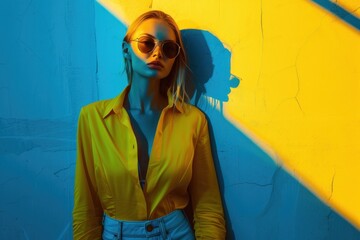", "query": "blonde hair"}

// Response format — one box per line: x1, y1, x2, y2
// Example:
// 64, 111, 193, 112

123, 10, 189, 104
